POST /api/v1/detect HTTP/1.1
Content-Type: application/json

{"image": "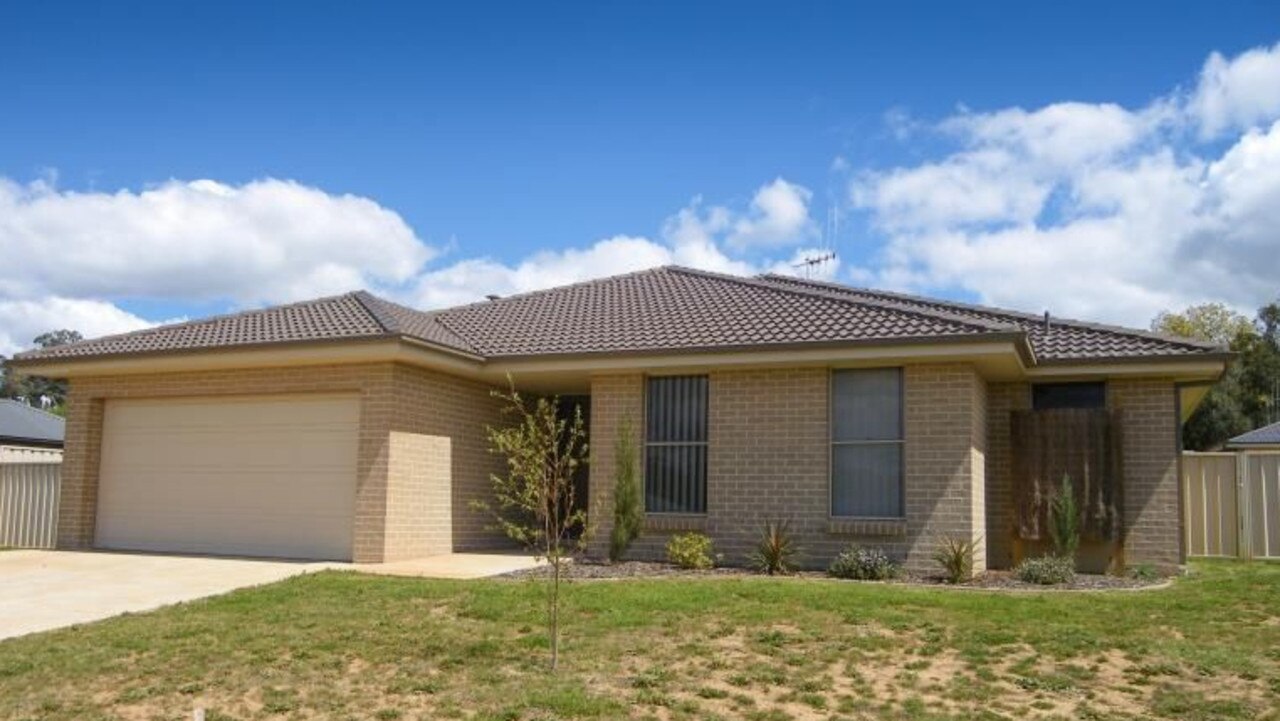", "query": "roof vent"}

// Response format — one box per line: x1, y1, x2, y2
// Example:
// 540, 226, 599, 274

485, 294, 502, 301
1043, 311, 1052, 333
